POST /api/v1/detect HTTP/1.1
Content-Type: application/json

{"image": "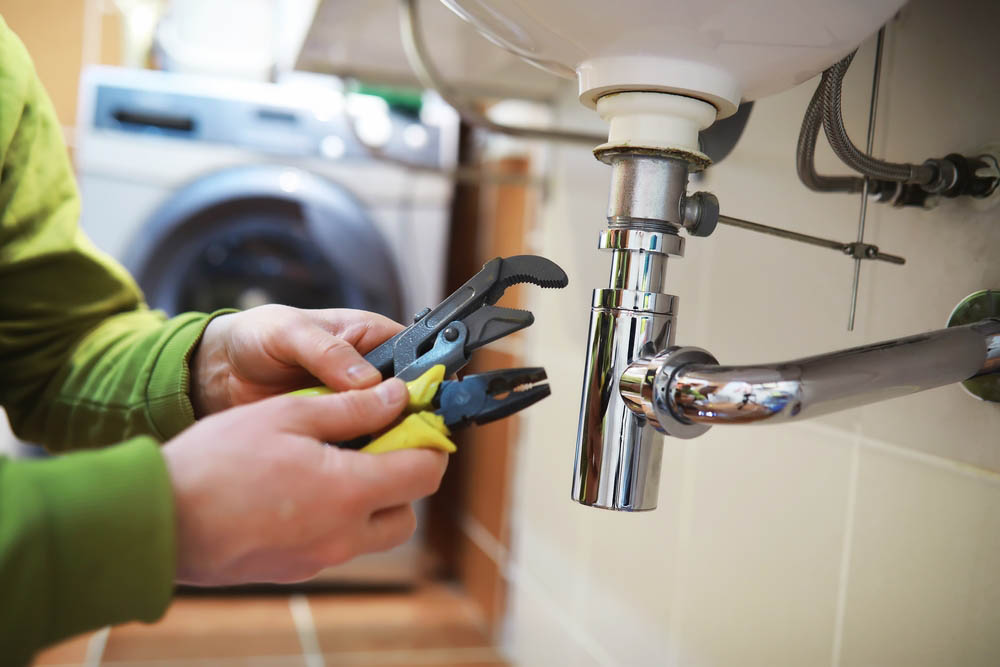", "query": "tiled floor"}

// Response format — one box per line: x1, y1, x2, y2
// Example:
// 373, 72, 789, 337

33, 583, 507, 667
